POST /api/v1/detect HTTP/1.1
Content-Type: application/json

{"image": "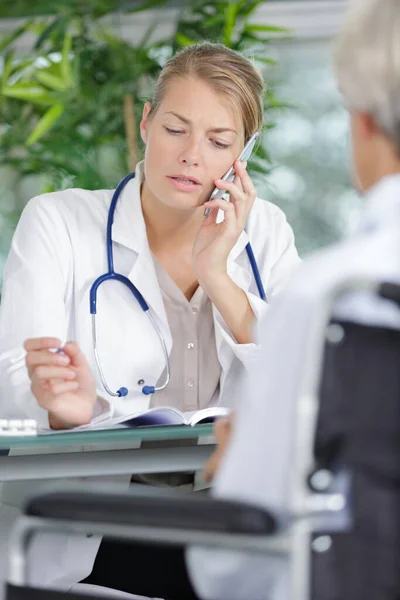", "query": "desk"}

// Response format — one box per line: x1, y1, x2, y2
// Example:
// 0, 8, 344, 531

0, 425, 215, 481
